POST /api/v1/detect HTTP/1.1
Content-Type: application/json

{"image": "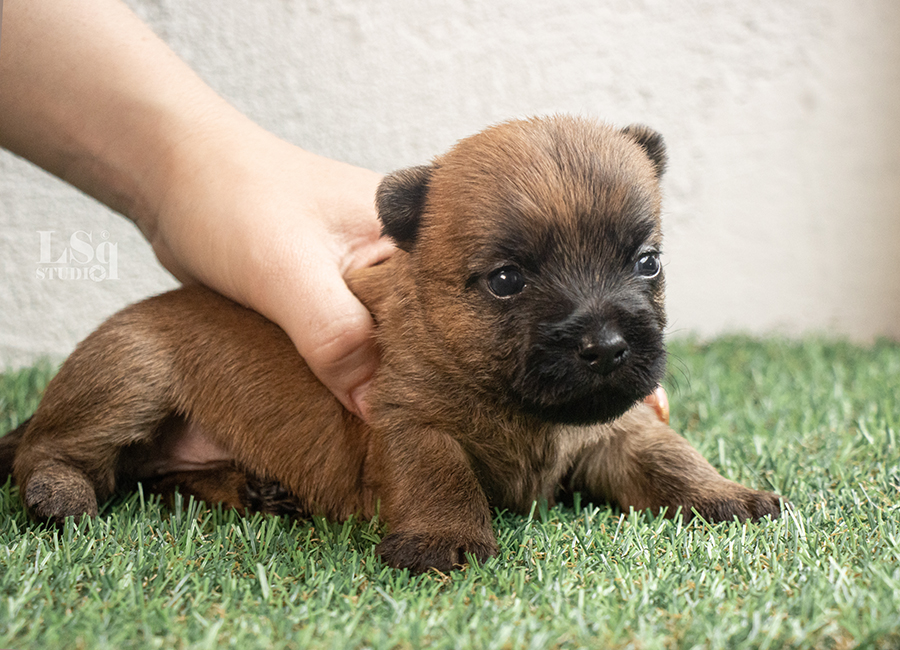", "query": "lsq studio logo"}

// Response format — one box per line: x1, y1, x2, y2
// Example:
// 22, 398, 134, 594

36, 230, 119, 281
